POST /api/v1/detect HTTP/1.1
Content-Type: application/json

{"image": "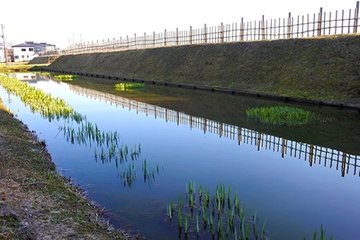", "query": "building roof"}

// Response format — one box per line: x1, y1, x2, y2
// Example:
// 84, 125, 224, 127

12, 43, 35, 48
